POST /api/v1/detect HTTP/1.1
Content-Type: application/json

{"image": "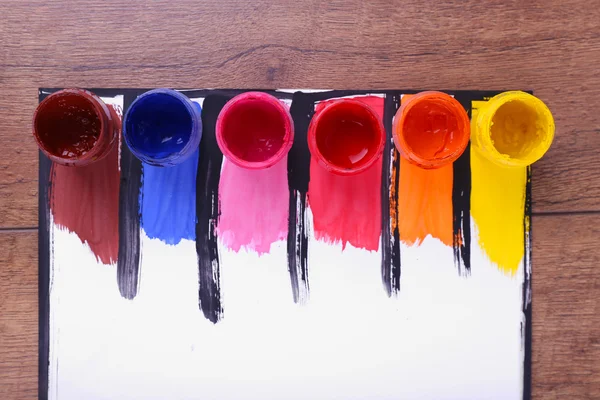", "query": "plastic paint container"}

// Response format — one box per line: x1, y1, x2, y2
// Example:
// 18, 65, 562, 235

472, 91, 554, 168
308, 99, 385, 176
33, 88, 121, 167
393, 91, 470, 169
124, 89, 202, 167
216, 91, 294, 169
